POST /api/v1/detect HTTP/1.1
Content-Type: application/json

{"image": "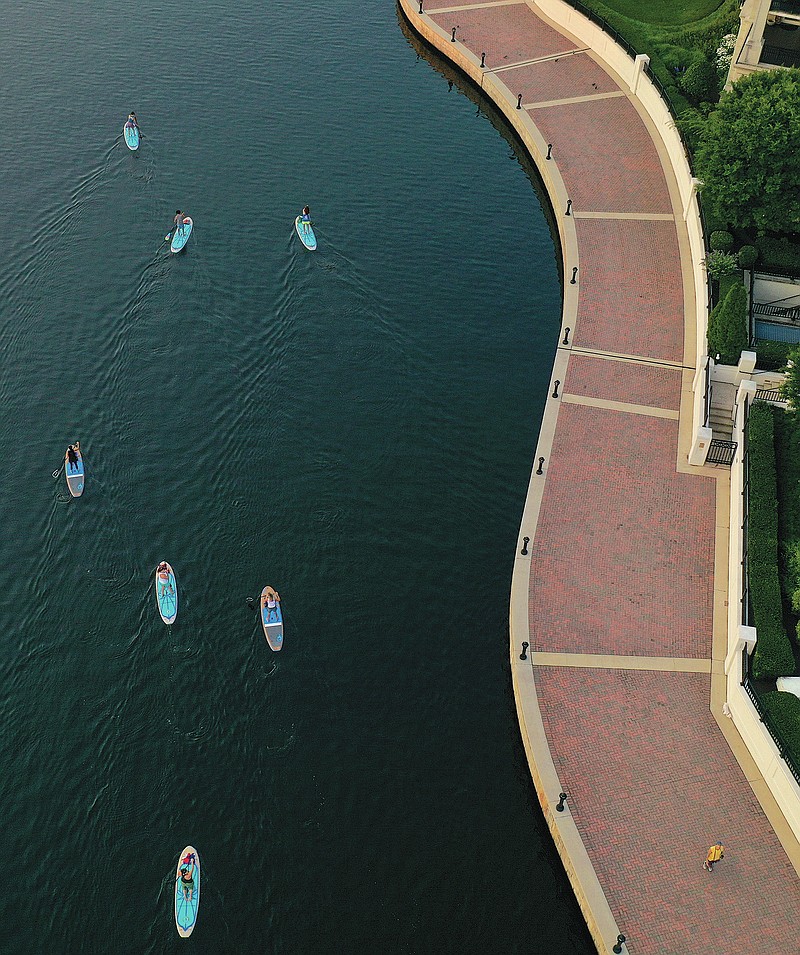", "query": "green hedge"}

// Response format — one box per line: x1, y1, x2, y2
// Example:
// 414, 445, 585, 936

755, 236, 800, 276
774, 408, 800, 612
758, 691, 800, 768
748, 404, 796, 679
707, 280, 748, 363
755, 341, 794, 372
